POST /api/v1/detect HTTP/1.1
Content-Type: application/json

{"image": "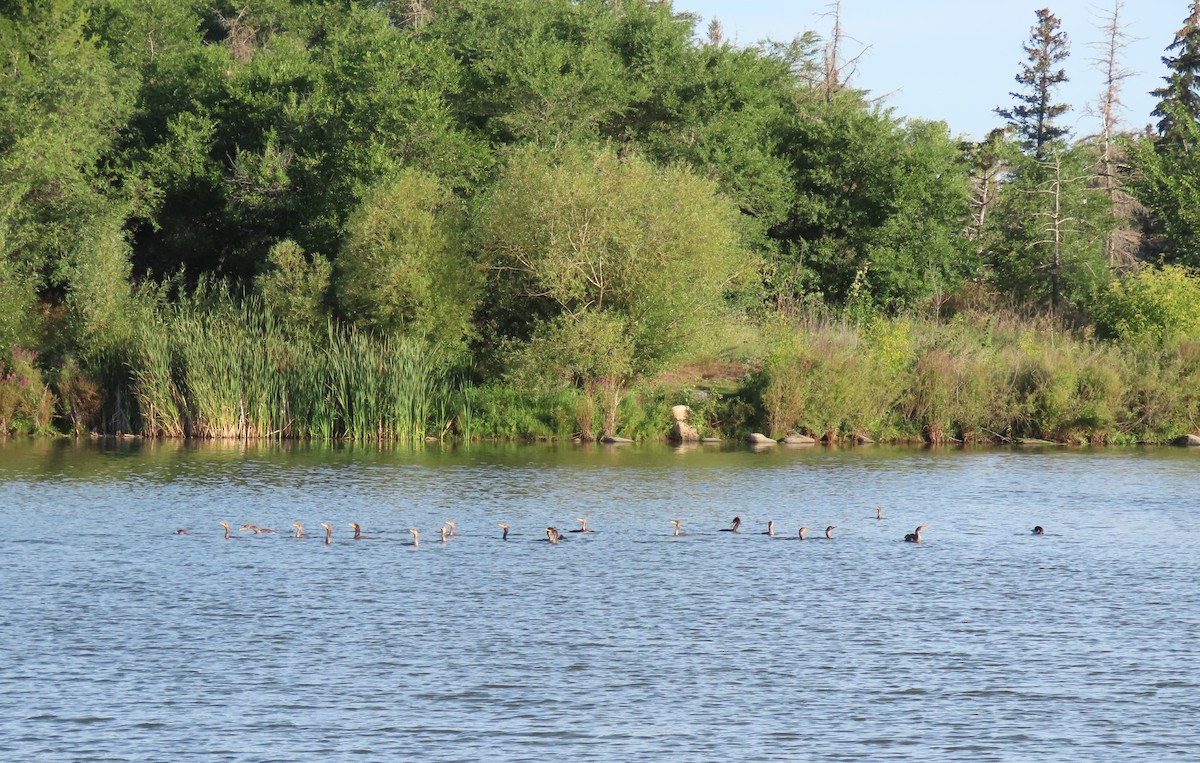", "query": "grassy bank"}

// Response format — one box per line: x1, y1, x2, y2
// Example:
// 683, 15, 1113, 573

453, 310, 1200, 446
4, 303, 1200, 445
727, 311, 1198, 445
